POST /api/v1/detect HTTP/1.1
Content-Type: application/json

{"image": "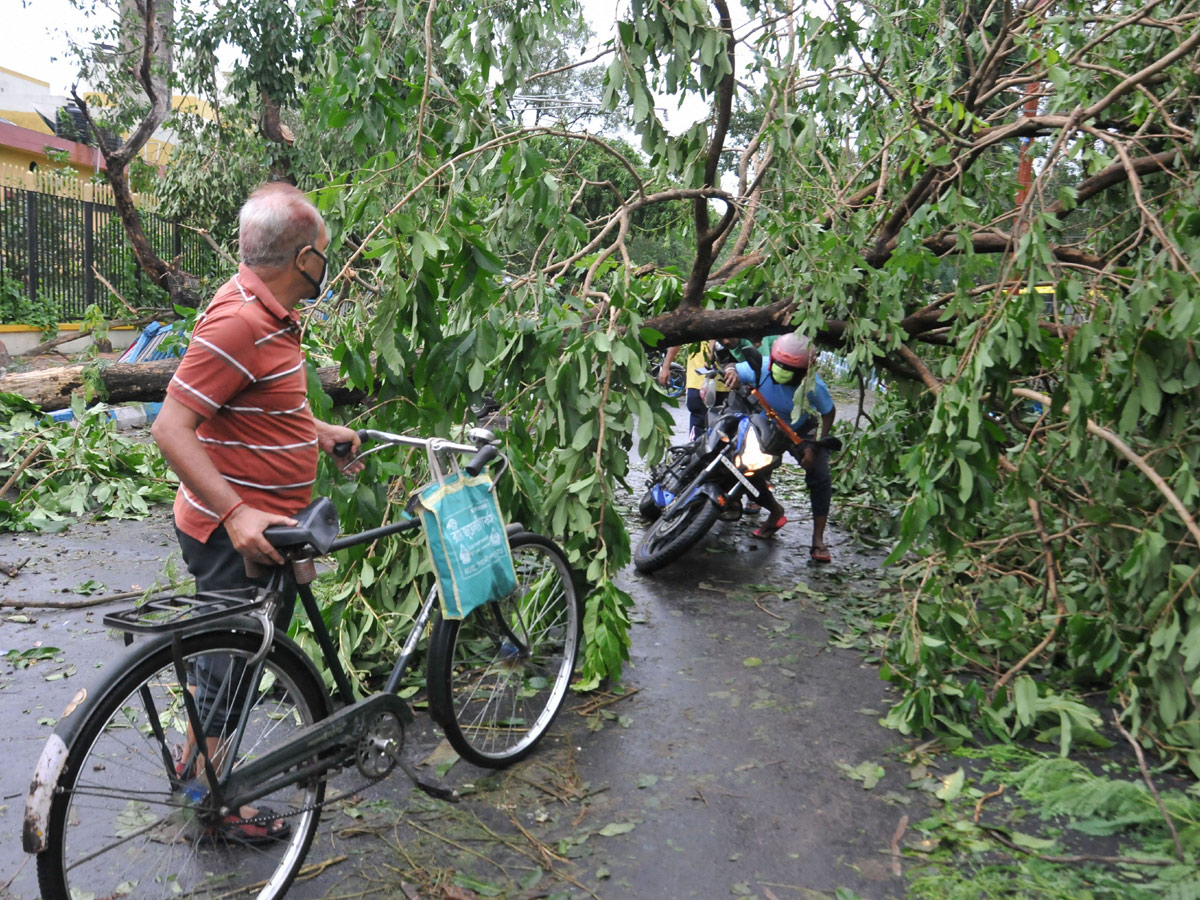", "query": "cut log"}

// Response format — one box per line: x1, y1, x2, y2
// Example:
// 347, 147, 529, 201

0, 360, 365, 411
